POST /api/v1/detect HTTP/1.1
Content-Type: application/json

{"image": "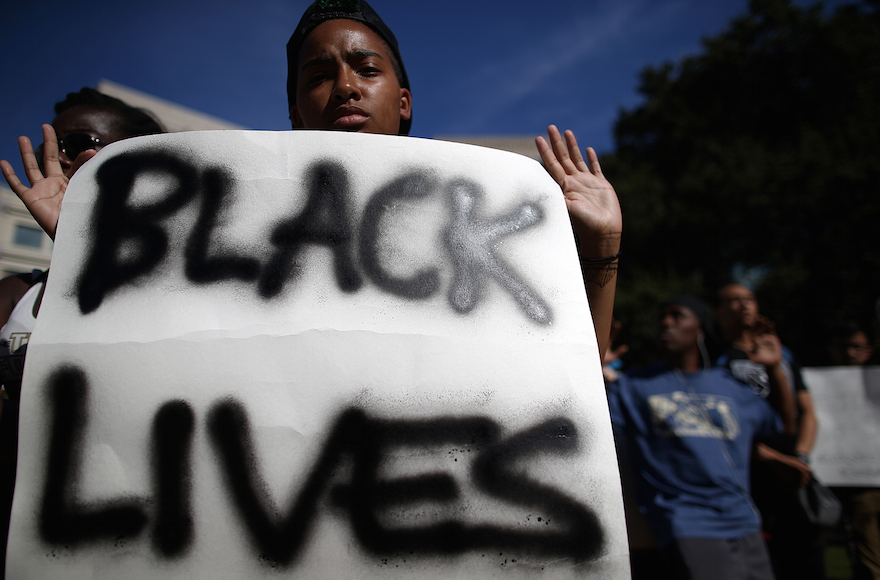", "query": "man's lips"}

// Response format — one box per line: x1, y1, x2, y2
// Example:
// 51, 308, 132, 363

332, 107, 369, 128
